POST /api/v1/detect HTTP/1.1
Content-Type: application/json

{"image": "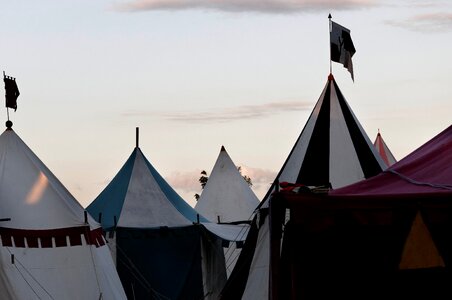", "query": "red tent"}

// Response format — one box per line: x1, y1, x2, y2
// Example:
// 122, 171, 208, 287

269, 125, 452, 299
374, 130, 397, 166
